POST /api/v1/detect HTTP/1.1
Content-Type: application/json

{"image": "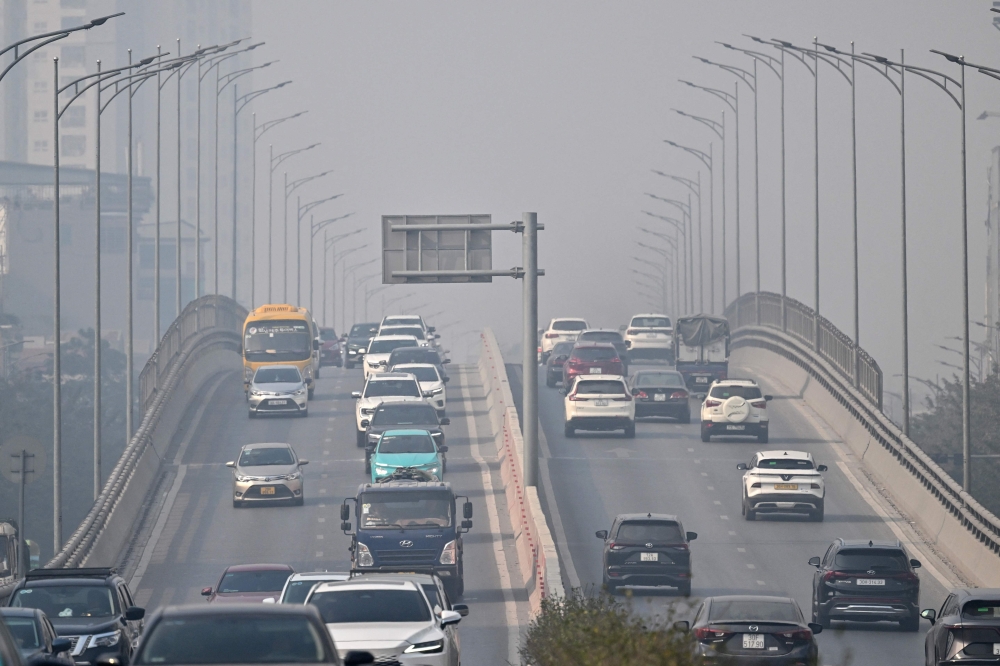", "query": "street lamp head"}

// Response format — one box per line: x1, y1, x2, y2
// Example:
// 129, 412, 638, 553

718, 41, 734, 49
864, 52, 889, 64
88, 12, 124, 27
978, 111, 991, 120
930, 49, 962, 64
745, 34, 765, 43
275, 80, 291, 88
663, 139, 678, 147
693, 56, 711, 64
138, 56, 156, 66
816, 41, 840, 53
247, 42, 264, 51
773, 39, 793, 48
